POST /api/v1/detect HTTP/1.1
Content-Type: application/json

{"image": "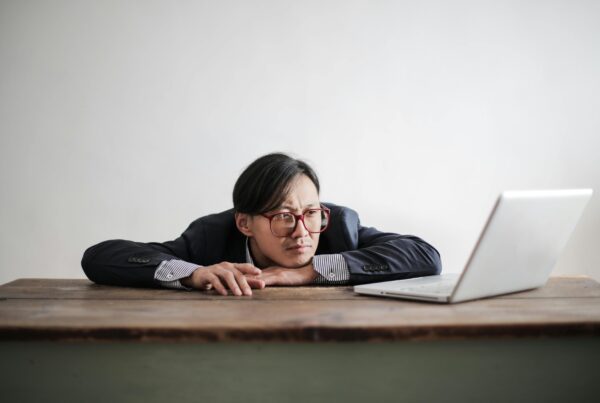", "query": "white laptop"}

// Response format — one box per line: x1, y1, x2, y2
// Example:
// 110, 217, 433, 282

354, 189, 593, 303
